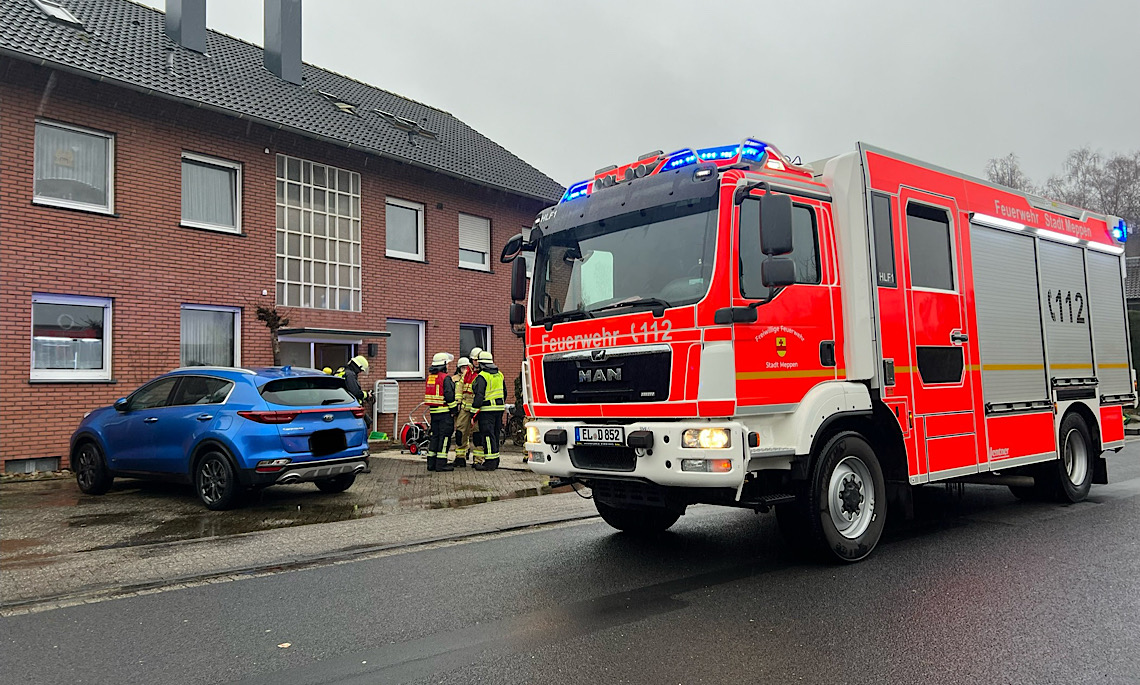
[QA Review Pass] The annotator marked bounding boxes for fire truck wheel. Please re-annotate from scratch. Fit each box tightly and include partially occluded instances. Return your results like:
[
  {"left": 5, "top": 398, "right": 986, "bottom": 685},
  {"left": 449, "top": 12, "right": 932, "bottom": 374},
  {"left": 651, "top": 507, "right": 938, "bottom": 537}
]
[
  {"left": 594, "top": 500, "right": 681, "bottom": 535},
  {"left": 1048, "top": 413, "right": 1094, "bottom": 503},
  {"left": 808, "top": 432, "right": 887, "bottom": 563}
]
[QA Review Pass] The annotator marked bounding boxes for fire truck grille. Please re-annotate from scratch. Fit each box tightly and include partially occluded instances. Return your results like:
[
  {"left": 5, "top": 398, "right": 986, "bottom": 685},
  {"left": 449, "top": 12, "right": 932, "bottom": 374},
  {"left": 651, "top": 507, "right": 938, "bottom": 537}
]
[
  {"left": 543, "top": 348, "right": 671, "bottom": 404},
  {"left": 569, "top": 446, "right": 637, "bottom": 472}
]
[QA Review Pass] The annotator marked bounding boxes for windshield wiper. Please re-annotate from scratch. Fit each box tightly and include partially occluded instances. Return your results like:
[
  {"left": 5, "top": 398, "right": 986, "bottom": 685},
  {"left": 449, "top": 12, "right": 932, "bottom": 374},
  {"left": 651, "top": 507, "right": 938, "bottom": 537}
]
[
  {"left": 589, "top": 297, "right": 672, "bottom": 316},
  {"left": 539, "top": 308, "right": 595, "bottom": 325}
]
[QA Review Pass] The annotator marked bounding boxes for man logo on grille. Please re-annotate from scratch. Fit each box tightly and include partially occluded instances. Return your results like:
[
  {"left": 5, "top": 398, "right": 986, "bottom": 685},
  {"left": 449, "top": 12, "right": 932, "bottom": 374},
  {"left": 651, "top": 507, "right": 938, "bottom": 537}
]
[{"left": 579, "top": 368, "right": 621, "bottom": 383}]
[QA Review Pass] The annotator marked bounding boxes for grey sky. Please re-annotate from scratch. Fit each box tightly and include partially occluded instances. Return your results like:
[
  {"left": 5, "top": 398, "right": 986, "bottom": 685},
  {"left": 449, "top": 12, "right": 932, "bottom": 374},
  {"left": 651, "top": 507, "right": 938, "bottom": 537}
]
[{"left": 138, "top": 0, "right": 1139, "bottom": 189}]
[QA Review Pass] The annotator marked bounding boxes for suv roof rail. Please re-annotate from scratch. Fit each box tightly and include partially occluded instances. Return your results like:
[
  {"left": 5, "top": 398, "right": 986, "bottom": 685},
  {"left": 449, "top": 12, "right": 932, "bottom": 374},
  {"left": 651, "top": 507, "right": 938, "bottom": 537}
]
[{"left": 171, "top": 366, "right": 258, "bottom": 375}]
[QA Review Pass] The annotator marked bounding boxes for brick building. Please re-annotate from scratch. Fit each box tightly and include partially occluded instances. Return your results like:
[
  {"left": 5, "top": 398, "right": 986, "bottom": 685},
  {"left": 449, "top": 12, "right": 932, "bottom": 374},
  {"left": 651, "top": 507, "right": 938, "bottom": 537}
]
[{"left": 0, "top": 0, "right": 562, "bottom": 472}]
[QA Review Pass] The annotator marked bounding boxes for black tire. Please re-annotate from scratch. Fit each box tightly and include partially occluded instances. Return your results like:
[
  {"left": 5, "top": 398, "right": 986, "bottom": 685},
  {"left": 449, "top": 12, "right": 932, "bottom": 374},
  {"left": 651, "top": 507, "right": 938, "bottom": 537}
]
[
  {"left": 74, "top": 441, "right": 113, "bottom": 495},
  {"left": 195, "top": 450, "right": 242, "bottom": 511},
  {"left": 315, "top": 472, "right": 357, "bottom": 493},
  {"left": 1042, "top": 413, "right": 1094, "bottom": 503},
  {"left": 594, "top": 500, "right": 681, "bottom": 534},
  {"left": 799, "top": 431, "right": 887, "bottom": 563}
]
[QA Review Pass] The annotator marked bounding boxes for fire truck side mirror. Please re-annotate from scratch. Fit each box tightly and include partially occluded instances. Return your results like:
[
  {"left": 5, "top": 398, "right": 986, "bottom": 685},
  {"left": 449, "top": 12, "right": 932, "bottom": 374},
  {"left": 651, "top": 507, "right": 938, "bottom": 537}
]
[
  {"left": 761, "top": 258, "right": 796, "bottom": 287},
  {"left": 511, "top": 257, "right": 528, "bottom": 302},
  {"left": 509, "top": 302, "right": 526, "bottom": 326},
  {"left": 759, "top": 194, "right": 794, "bottom": 256},
  {"left": 501, "top": 233, "right": 525, "bottom": 263}
]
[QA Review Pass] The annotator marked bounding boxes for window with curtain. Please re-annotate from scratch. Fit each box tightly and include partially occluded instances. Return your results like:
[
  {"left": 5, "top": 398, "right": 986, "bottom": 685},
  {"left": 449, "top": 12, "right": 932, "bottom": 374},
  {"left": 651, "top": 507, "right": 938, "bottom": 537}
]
[
  {"left": 458, "top": 213, "right": 491, "bottom": 270},
  {"left": 182, "top": 153, "right": 241, "bottom": 232},
  {"left": 276, "top": 154, "right": 362, "bottom": 311},
  {"left": 180, "top": 306, "right": 240, "bottom": 367},
  {"left": 33, "top": 120, "right": 114, "bottom": 213},
  {"left": 31, "top": 294, "right": 112, "bottom": 380},
  {"left": 386, "top": 319, "right": 424, "bottom": 379}
]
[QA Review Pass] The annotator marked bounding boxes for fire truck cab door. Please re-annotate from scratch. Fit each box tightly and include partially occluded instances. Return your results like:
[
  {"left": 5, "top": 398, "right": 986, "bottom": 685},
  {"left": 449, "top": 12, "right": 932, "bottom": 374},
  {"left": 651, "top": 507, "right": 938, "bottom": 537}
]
[{"left": 899, "top": 189, "right": 978, "bottom": 477}]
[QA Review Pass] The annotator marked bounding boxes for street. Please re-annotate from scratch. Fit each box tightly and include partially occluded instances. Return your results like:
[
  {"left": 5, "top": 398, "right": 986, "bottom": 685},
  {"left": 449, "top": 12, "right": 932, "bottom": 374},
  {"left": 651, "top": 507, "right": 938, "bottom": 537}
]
[{"left": 3, "top": 446, "right": 1139, "bottom": 685}]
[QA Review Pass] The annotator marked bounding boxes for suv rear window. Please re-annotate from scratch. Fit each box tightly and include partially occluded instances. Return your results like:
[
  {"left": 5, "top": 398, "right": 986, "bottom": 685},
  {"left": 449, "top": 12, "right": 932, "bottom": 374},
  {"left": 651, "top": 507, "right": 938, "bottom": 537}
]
[{"left": 260, "top": 377, "right": 355, "bottom": 407}]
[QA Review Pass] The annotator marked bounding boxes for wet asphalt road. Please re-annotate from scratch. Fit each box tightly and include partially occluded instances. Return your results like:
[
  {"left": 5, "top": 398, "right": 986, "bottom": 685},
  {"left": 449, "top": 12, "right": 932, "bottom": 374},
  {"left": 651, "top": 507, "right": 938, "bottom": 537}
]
[{"left": 3, "top": 447, "right": 1139, "bottom": 685}]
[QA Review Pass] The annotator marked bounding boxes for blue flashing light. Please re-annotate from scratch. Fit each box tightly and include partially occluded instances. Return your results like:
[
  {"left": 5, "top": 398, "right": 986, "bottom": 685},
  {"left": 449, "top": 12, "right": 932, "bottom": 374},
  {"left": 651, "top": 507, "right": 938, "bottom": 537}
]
[
  {"left": 1112, "top": 218, "right": 1128, "bottom": 242},
  {"left": 559, "top": 179, "right": 592, "bottom": 204}
]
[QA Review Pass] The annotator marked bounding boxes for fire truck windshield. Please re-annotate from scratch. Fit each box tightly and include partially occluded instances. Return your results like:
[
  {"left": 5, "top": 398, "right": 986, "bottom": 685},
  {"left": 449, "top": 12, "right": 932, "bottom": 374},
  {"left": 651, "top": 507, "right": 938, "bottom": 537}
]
[{"left": 531, "top": 195, "right": 718, "bottom": 324}]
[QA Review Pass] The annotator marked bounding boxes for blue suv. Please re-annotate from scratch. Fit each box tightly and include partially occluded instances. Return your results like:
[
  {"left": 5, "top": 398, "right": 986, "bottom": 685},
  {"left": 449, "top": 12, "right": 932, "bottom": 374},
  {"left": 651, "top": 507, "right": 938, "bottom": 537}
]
[{"left": 70, "top": 367, "right": 371, "bottom": 509}]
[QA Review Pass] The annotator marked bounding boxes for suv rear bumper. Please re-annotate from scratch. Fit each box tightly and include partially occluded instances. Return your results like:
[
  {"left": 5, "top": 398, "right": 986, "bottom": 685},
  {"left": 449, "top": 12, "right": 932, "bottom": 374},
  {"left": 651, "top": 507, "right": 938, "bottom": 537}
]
[{"left": 239, "top": 454, "right": 370, "bottom": 487}]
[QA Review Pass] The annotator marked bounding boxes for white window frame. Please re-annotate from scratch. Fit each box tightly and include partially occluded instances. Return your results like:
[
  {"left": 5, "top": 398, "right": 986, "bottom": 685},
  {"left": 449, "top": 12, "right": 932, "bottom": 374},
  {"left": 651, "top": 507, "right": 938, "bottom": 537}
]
[
  {"left": 386, "top": 318, "right": 425, "bottom": 379},
  {"left": 277, "top": 338, "right": 360, "bottom": 370},
  {"left": 30, "top": 293, "right": 113, "bottom": 381},
  {"left": 386, "top": 197, "right": 426, "bottom": 262},
  {"left": 33, "top": 119, "right": 115, "bottom": 215},
  {"left": 460, "top": 323, "right": 492, "bottom": 356},
  {"left": 458, "top": 212, "right": 492, "bottom": 271},
  {"left": 180, "top": 304, "right": 242, "bottom": 367},
  {"left": 180, "top": 152, "right": 242, "bottom": 234}
]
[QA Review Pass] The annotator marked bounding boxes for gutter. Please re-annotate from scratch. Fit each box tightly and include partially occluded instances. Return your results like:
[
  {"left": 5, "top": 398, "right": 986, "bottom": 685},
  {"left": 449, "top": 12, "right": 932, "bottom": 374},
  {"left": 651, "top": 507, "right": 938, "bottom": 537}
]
[{"left": 0, "top": 48, "right": 562, "bottom": 205}]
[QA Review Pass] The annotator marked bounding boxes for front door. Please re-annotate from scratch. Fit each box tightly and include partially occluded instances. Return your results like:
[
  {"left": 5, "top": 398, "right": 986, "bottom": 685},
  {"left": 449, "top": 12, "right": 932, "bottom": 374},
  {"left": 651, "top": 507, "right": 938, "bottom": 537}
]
[{"left": 899, "top": 190, "right": 977, "bottom": 476}]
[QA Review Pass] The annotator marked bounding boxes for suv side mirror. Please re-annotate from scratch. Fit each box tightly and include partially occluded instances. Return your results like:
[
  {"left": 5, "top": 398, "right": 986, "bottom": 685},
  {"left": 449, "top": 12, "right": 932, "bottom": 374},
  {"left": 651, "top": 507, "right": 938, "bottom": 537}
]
[
  {"left": 501, "top": 233, "right": 524, "bottom": 263},
  {"left": 743, "top": 193, "right": 793, "bottom": 255},
  {"left": 113, "top": 397, "right": 129, "bottom": 412},
  {"left": 511, "top": 257, "right": 528, "bottom": 302}
]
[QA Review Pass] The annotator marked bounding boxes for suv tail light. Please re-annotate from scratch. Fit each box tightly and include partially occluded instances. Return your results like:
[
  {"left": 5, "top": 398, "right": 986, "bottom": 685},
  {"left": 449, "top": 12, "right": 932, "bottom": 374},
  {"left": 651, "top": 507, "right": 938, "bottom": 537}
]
[
  {"left": 350, "top": 407, "right": 365, "bottom": 419},
  {"left": 238, "top": 410, "right": 300, "bottom": 424}
]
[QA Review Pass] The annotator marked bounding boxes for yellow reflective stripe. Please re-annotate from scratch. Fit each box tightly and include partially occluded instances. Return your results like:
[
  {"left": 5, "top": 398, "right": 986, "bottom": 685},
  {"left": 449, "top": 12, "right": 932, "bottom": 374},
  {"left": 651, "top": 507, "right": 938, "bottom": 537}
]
[
  {"left": 1098, "top": 363, "right": 1130, "bottom": 369},
  {"left": 1050, "top": 363, "right": 1093, "bottom": 370},
  {"left": 982, "top": 364, "right": 1044, "bottom": 371},
  {"left": 736, "top": 368, "right": 845, "bottom": 381}
]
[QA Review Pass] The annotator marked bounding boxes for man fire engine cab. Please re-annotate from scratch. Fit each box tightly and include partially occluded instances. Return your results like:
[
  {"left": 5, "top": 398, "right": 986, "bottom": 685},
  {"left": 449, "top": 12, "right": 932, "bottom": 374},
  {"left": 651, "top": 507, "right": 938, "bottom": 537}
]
[{"left": 500, "top": 137, "right": 1134, "bottom": 562}]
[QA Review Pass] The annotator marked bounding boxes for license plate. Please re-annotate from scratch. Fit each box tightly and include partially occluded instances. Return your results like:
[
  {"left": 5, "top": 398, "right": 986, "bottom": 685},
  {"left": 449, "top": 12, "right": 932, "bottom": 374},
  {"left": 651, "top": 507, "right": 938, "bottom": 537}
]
[
  {"left": 309, "top": 429, "right": 347, "bottom": 457},
  {"left": 576, "top": 426, "right": 625, "bottom": 445}
]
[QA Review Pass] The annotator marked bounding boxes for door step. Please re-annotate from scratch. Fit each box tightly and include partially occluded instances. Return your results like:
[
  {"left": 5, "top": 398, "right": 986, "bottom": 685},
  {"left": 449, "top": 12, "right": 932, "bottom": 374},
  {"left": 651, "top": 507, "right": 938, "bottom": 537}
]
[{"left": 740, "top": 493, "right": 798, "bottom": 511}]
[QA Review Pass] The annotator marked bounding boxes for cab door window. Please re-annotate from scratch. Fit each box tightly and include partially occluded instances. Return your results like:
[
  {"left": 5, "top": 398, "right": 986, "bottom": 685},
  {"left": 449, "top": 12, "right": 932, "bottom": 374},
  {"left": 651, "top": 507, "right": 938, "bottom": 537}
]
[{"left": 739, "top": 203, "right": 821, "bottom": 300}]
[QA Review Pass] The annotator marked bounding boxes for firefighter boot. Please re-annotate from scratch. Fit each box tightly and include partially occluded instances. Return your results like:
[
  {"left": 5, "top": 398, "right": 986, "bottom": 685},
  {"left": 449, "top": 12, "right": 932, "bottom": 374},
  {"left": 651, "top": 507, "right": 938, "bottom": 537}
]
[
  {"left": 453, "top": 457, "right": 467, "bottom": 468},
  {"left": 435, "top": 436, "right": 454, "bottom": 471},
  {"left": 474, "top": 458, "right": 500, "bottom": 472},
  {"left": 426, "top": 456, "right": 437, "bottom": 472}
]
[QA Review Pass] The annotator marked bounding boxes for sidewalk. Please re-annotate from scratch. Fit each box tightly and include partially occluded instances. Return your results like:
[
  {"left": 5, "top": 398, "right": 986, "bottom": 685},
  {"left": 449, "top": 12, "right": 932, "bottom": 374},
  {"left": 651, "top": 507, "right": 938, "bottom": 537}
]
[{"left": 1, "top": 451, "right": 592, "bottom": 611}]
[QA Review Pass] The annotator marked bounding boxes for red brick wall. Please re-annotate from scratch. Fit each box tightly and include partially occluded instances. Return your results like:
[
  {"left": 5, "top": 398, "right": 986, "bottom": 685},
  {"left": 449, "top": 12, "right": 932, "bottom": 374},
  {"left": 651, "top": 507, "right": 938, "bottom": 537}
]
[{"left": 0, "top": 59, "right": 547, "bottom": 469}]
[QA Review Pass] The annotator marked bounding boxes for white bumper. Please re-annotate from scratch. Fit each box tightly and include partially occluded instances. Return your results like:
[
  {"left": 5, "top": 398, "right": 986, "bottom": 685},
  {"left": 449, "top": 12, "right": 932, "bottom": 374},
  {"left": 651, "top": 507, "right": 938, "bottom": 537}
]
[{"left": 525, "top": 419, "right": 748, "bottom": 489}]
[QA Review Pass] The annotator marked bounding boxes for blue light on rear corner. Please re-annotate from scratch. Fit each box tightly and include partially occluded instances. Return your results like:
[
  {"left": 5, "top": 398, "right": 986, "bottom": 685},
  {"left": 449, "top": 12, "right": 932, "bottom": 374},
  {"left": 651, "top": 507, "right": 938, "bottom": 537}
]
[
  {"left": 1112, "top": 219, "right": 1128, "bottom": 242},
  {"left": 559, "top": 179, "right": 592, "bottom": 204}
]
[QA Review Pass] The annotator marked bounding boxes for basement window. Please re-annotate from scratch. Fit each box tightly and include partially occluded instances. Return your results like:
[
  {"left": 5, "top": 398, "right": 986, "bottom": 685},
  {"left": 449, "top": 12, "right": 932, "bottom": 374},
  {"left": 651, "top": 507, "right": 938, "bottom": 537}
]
[{"left": 32, "top": 0, "right": 84, "bottom": 28}]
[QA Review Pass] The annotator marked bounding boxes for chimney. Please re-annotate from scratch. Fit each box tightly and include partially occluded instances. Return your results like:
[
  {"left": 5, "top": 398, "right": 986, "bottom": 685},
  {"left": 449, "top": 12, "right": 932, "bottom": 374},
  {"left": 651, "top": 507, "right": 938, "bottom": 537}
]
[
  {"left": 165, "top": 0, "right": 207, "bottom": 53},
  {"left": 264, "top": 0, "right": 303, "bottom": 85}
]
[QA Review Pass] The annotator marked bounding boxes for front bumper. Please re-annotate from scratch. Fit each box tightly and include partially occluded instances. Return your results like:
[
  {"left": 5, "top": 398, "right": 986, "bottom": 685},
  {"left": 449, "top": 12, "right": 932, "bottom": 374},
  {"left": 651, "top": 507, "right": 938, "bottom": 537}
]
[
  {"left": 525, "top": 420, "right": 747, "bottom": 488},
  {"left": 239, "top": 454, "right": 371, "bottom": 486}
]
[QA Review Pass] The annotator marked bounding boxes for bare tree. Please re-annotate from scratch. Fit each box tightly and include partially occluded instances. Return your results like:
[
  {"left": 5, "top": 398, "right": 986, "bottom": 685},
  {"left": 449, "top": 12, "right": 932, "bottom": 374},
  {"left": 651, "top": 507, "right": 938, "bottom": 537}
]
[
  {"left": 1043, "top": 147, "right": 1140, "bottom": 230},
  {"left": 256, "top": 305, "right": 289, "bottom": 366},
  {"left": 984, "top": 153, "right": 1036, "bottom": 193}
]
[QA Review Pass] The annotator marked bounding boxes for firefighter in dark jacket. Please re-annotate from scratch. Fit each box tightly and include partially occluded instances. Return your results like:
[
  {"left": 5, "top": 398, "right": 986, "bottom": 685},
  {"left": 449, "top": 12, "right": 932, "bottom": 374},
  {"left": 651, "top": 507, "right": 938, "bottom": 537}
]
[
  {"left": 424, "top": 352, "right": 458, "bottom": 472},
  {"left": 470, "top": 350, "right": 506, "bottom": 471},
  {"left": 342, "top": 356, "right": 371, "bottom": 429}
]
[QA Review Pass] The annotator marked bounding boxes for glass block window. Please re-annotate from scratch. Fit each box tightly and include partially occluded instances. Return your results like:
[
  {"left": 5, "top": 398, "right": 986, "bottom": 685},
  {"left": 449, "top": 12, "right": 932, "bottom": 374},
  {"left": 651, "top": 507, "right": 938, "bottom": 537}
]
[{"left": 276, "top": 154, "right": 362, "bottom": 311}]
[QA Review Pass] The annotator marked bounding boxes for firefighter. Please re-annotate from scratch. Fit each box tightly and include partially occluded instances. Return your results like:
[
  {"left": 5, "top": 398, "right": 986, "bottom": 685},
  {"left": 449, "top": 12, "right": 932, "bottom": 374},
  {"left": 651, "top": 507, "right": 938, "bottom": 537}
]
[
  {"left": 467, "top": 347, "right": 486, "bottom": 465},
  {"left": 471, "top": 350, "right": 505, "bottom": 471},
  {"left": 450, "top": 357, "right": 478, "bottom": 468},
  {"left": 424, "top": 352, "right": 458, "bottom": 472},
  {"left": 342, "top": 356, "right": 371, "bottom": 430}
]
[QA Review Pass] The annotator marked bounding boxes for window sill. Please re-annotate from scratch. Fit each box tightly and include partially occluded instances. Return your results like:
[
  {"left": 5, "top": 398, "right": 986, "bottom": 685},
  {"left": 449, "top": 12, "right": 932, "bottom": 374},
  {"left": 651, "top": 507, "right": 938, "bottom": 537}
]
[
  {"left": 29, "top": 378, "right": 117, "bottom": 384},
  {"left": 385, "top": 253, "right": 427, "bottom": 264},
  {"left": 180, "top": 221, "right": 245, "bottom": 237},
  {"left": 387, "top": 375, "right": 426, "bottom": 381},
  {"left": 32, "top": 199, "right": 118, "bottom": 218},
  {"left": 459, "top": 264, "right": 493, "bottom": 274}
]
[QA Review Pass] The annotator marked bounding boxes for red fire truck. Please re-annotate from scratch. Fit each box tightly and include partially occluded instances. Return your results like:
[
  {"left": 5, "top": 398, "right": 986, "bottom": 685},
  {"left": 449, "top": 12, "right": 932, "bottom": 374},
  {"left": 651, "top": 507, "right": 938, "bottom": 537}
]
[{"left": 499, "top": 138, "right": 1134, "bottom": 562}]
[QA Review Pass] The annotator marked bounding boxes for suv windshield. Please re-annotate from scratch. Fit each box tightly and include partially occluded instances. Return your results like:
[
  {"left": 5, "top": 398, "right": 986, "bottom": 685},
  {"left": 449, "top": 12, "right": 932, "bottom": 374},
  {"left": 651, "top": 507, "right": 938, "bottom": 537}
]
[
  {"left": 532, "top": 195, "right": 718, "bottom": 323},
  {"left": 260, "top": 377, "right": 355, "bottom": 407}
]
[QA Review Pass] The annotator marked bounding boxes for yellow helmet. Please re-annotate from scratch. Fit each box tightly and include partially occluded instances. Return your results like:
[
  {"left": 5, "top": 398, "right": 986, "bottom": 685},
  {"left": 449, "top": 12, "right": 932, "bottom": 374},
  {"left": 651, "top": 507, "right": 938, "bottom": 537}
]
[
  {"left": 322, "top": 367, "right": 333, "bottom": 375},
  {"left": 350, "top": 355, "right": 369, "bottom": 373}
]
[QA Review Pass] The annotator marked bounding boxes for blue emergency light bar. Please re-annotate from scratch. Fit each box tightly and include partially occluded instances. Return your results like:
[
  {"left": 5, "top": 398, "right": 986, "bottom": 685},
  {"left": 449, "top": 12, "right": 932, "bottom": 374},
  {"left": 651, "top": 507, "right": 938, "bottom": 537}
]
[{"left": 558, "top": 138, "right": 771, "bottom": 204}]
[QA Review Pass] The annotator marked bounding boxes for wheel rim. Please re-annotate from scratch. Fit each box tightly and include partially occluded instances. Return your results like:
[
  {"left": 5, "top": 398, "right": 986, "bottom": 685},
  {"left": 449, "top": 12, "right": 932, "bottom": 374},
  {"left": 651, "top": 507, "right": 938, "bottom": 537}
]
[
  {"left": 827, "top": 455, "right": 875, "bottom": 540},
  {"left": 199, "top": 458, "right": 227, "bottom": 504},
  {"left": 1062, "top": 428, "right": 1088, "bottom": 486},
  {"left": 76, "top": 445, "right": 97, "bottom": 489}
]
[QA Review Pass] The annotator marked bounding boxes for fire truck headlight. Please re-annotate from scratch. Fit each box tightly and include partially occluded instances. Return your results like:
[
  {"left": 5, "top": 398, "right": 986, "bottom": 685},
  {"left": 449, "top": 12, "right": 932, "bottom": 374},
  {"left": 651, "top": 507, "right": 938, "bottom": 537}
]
[
  {"left": 525, "top": 424, "right": 541, "bottom": 445},
  {"left": 681, "top": 428, "right": 731, "bottom": 449}
]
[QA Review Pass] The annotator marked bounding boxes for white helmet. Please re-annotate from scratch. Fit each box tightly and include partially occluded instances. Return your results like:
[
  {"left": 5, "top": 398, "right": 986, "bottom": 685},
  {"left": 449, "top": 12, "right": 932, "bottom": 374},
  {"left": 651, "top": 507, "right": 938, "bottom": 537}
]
[
  {"left": 469, "top": 347, "right": 483, "bottom": 361},
  {"left": 478, "top": 351, "right": 494, "bottom": 364},
  {"left": 457, "top": 357, "right": 471, "bottom": 368},
  {"left": 431, "top": 352, "right": 450, "bottom": 366}
]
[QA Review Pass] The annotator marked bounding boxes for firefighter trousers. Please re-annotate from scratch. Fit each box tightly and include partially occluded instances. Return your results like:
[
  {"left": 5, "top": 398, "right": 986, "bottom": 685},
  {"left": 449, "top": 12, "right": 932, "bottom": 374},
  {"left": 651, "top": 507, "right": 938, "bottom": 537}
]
[
  {"left": 454, "top": 410, "right": 474, "bottom": 458},
  {"left": 475, "top": 410, "right": 503, "bottom": 469},
  {"left": 429, "top": 412, "right": 454, "bottom": 459}
]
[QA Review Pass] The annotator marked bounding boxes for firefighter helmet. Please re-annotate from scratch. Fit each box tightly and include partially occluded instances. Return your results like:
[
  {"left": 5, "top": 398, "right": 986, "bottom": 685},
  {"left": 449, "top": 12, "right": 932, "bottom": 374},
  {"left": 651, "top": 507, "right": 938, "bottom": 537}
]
[
  {"left": 457, "top": 357, "right": 471, "bottom": 368},
  {"left": 350, "top": 355, "right": 369, "bottom": 373},
  {"left": 478, "top": 351, "right": 494, "bottom": 364}
]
